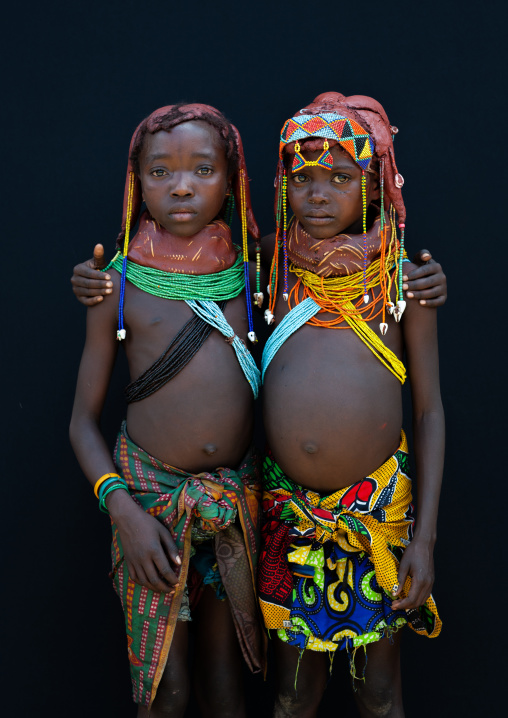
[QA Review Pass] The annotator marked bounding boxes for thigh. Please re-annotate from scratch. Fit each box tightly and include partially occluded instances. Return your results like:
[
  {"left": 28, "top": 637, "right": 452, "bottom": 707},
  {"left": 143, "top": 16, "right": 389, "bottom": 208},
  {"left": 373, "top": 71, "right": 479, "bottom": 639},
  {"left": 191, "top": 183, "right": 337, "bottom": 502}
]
[
  {"left": 272, "top": 636, "right": 329, "bottom": 718},
  {"left": 353, "top": 631, "right": 404, "bottom": 718},
  {"left": 192, "top": 585, "right": 246, "bottom": 718},
  {"left": 137, "top": 620, "right": 190, "bottom": 718}
]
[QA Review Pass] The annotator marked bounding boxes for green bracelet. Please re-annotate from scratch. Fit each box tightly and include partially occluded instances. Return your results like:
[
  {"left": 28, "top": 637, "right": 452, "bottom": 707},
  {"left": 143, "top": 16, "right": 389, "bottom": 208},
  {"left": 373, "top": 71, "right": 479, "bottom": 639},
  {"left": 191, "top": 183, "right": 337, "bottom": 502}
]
[
  {"left": 99, "top": 481, "right": 129, "bottom": 514},
  {"left": 98, "top": 477, "right": 126, "bottom": 503}
]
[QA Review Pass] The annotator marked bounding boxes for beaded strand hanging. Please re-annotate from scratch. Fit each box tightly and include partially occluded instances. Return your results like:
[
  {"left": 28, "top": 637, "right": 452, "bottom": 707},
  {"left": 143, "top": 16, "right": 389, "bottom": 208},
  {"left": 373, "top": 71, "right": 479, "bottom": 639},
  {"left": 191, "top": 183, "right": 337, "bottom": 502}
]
[
  {"left": 239, "top": 169, "right": 257, "bottom": 342},
  {"left": 117, "top": 171, "right": 135, "bottom": 341}
]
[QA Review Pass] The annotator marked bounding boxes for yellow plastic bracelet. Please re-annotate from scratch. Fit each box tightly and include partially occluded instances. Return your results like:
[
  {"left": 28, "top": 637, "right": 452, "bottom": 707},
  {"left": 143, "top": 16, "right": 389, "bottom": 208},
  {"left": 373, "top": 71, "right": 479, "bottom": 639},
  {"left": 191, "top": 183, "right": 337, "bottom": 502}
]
[{"left": 94, "top": 473, "right": 121, "bottom": 498}]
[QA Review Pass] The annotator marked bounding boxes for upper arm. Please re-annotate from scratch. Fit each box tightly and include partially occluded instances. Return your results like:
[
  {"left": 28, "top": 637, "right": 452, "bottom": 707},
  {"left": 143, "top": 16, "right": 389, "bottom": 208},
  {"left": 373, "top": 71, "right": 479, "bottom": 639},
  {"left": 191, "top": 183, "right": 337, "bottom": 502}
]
[
  {"left": 71, "top": 283, "right": 119, "bottom": 425},
  {"left": 402, "top": 265, "right": 442, "bottom": 416}
]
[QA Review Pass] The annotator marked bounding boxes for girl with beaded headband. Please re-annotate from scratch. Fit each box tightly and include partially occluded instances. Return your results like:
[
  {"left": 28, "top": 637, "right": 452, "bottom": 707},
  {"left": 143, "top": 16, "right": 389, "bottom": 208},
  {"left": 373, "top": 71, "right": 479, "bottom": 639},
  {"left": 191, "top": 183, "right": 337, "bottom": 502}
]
[{"left": 268, "top": 92, "right": 408, "bottom": 333}]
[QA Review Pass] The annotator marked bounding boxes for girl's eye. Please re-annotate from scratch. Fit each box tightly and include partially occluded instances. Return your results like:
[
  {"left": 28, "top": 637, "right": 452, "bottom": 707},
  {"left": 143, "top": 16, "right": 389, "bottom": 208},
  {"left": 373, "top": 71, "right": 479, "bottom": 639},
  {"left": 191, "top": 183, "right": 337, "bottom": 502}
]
[
  {"left": 292, "top": 174, "right": 308, "bottom": 184},
  {"left": 197, "top": 167, "right": 213, "bottom": 175},
  {"left": 332, "top": 174, "right": 350, "bottom": 184},
  {"left": 151, "top": 169, "right": 167, "bottom": 177}
]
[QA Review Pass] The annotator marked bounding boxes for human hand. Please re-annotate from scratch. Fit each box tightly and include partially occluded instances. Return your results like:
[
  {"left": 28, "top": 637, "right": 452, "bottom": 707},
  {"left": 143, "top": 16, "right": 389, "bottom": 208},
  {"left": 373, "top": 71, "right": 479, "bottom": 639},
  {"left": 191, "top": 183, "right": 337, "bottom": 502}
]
[
  {"left": 391, "top": 539, "right": 434, "bottom": 611},
  {"left": 71, "top": 244, "right": 114, "bottom": 306},
  {"left": 108, "top": 490, "right": 181, "bottom": 593},
  {"left": 403, "top": 249, "right": 447, "bottom": 307}
]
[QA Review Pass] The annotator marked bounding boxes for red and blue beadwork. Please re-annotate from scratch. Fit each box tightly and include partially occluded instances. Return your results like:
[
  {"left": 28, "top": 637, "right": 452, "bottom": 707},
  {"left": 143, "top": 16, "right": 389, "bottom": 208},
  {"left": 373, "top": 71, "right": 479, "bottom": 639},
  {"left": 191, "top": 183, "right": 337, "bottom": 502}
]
[{"left": 280, "top": 113, "right": 374, "bottom": 171}]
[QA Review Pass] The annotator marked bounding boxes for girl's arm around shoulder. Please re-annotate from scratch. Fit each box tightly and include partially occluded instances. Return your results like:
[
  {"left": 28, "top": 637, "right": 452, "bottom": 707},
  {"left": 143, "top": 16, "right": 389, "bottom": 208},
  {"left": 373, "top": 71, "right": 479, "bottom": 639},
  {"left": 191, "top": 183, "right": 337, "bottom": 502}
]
[{"left": 392, "top": 262, "right": 445, "bottom": 611}]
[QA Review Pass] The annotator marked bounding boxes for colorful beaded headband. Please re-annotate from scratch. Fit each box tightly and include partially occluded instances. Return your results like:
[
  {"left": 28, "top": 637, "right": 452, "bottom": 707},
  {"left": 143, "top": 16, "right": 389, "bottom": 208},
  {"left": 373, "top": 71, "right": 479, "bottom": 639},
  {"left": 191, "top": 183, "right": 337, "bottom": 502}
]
[{"left": 279, "top": 113, "right": 375, "bottom": 171}]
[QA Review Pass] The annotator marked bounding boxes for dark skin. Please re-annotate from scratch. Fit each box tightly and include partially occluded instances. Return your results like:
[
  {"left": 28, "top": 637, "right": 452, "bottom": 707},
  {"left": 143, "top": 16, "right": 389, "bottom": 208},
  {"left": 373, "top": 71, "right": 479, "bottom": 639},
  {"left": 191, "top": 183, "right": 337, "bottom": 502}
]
[
  {"left": 261, "top": 144, "right": 444, "bottom": 718},
  {"left": 70, "top": 130, "right": 447, "bottom": 717},
  {"left": 70, "top": 121, "right": 252, "bottom": 718}
]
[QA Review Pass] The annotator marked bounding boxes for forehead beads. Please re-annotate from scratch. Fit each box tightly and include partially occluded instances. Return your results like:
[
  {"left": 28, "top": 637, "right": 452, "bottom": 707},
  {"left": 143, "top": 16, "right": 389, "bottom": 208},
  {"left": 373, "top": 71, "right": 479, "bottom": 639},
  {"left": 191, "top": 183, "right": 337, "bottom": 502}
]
[{"left": 292, "top": 140, "right": 333, "bottom": 171}]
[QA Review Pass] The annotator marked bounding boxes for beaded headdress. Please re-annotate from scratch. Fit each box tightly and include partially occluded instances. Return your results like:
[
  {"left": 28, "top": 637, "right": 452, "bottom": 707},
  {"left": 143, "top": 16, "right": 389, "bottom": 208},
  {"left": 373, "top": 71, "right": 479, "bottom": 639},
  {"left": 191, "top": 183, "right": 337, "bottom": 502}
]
[
  {"left": 280, "top": 113, "right": 375, "bottom": 172},
  {"left": 115, "top": 104, "right": 260, "bottom": 342},
  {"left": 268, "top": 92, "right": 407, "bottom": 331}
]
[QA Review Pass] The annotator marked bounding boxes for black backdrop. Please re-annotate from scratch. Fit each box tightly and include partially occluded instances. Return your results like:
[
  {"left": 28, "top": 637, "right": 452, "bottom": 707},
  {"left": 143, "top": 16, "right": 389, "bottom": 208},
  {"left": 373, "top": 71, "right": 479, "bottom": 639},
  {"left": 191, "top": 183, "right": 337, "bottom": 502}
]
[{"left": 2, "top": 1, "right": 504, "bottom": 715}]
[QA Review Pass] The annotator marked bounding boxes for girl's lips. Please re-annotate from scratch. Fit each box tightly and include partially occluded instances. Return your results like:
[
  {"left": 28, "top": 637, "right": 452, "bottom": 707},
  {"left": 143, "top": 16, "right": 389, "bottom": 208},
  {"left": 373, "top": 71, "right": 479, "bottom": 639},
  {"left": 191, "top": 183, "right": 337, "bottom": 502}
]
[
  {"left": 304, "top": 215, "right": 335, "bottom": 224},
  {"left": 168, "top": 211, "right": 197, "bottom": 221}
]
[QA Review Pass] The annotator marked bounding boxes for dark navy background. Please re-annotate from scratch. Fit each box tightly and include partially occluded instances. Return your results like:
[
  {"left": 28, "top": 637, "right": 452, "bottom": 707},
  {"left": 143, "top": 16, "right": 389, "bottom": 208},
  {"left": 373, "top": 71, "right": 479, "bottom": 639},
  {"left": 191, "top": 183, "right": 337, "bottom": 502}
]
[{"left": 2, "top": 1, "right": 502, "bottom": 714}]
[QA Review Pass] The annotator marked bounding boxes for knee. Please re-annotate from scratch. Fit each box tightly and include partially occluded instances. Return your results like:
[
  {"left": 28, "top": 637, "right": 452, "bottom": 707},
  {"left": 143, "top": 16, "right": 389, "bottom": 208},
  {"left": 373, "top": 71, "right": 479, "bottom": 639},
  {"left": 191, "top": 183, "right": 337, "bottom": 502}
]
[
  {"left": 274, "top": 684, "right": 324, "bottom": 718},
  {"left": 150, "top": 668, "right": 190, "bottom": 717},
  {"left": 355, "top": 681, "right": 396, "bottom": 717},
  {"left": 195, "top": 673, "right": 243, "bottom": 718}
]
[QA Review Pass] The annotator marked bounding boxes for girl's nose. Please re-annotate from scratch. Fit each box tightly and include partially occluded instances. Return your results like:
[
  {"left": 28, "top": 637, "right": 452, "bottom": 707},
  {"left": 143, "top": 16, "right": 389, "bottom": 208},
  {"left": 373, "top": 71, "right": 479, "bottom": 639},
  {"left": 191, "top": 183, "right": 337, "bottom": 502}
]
[
  {"left": 171, "top": 174, "right": 194, "bottom": 197},
  {"left": 308, "top": 183, "right": 329, "bottom": 204}
]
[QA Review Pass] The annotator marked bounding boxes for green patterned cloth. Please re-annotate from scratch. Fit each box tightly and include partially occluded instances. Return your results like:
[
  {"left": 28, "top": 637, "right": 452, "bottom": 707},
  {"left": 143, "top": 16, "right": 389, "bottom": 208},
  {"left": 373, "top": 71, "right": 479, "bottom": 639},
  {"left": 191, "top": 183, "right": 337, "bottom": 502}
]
[{"left": 110, "top": 423, "right": 263, "bottom": 708}]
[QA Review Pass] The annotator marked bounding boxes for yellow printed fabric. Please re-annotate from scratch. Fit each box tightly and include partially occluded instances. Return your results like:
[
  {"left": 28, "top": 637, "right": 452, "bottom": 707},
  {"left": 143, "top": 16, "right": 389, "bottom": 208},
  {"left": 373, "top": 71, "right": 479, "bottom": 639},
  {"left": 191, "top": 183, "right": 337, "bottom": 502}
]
[{"left": 258, "top": 431, "right": 441, "bottom": 659}]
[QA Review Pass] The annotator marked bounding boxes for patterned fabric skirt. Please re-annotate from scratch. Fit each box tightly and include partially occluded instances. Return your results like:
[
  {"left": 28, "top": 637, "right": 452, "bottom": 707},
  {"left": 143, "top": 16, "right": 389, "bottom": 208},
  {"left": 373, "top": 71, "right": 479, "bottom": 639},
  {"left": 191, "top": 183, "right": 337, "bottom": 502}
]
[
  {"left": 111, "top": 423, "right": 263, "bottom": 708},
  {"left": 258, "top": 432, "right": 441, "bottom": 661}
]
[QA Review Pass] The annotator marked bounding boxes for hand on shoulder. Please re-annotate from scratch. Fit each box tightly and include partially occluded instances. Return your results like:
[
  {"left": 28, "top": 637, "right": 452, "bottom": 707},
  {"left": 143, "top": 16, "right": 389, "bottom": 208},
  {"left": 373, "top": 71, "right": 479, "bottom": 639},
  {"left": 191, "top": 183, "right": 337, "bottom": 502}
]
[
  {"left": 71, "top": 244, "right": 114, "bottom": 306},
  {"left": 402, "top": 249, "right": 447, "bottom": 308}
]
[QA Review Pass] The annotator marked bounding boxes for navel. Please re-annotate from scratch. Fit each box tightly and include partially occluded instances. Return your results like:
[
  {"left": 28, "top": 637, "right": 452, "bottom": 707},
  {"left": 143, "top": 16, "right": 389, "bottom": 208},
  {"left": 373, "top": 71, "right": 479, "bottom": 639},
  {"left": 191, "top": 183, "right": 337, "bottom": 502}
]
[
  {"left": 203, "top": 443, "right": 217, "bottom": 456},
  {"left": 303, "top": 442, "right": 318, "bottom": 454}
]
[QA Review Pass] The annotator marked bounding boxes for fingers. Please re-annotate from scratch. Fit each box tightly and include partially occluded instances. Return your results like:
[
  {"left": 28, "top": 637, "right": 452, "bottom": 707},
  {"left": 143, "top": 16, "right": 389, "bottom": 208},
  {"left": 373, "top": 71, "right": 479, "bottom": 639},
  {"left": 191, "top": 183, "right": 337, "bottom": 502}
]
[
  {"left": 130, "top": 553, "right": 178, "bottom": 594},
  {"left": 402, "top": 262, "right": 446, "bottom": 306},
  {"left": 159, "top": 526, "right": 182, "bottom": 567},
  {"left": 415, "top": 295, "right": 446, "bottom": 308},
  {"left": 71, "top": 276, "right": 113, "bottom": 292},
  {"left": 70, "top": 261, "right": 113, "bottom": 305},
  {"left": 391, "top": 558, "right": 433, "bottom": 610},
  {"left": 75, "top": 295, "right": 104, "bottom": 306},
  {"left": 412, "top": 248, "right": 433, "bottom": 265},
  {"left": 93, "top": 243, "right": 106, "bottom": 269},
  {"left": 403, "top": 262, "right": 442, "bottom": 283},
  {"left": 144, "top": 561, "right": 176, "bottom": 593},
  {"left": 391, "top": 578, "right": 432, "bottom": 611}
]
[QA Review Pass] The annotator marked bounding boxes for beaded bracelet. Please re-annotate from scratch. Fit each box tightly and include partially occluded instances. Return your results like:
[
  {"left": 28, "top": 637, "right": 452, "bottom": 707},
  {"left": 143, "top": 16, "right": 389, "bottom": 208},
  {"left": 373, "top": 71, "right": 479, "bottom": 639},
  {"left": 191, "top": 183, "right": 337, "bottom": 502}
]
[
  {"left": 99, "top": 480, "right": 129, "bottom": 514},
  {"left": 94, "top": 472, "right": 122, "bottom": 498}
]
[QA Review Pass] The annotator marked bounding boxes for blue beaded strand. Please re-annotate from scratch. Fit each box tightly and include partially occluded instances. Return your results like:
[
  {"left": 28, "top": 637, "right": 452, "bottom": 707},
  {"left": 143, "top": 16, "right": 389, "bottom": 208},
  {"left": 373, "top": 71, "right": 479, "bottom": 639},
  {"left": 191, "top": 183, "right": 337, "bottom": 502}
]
[
  {"left": 118, "top": 255, "right": 128, "bottom": 340},
  {"left": 186, "top": 300, "right": 261, "bottom": 397}
]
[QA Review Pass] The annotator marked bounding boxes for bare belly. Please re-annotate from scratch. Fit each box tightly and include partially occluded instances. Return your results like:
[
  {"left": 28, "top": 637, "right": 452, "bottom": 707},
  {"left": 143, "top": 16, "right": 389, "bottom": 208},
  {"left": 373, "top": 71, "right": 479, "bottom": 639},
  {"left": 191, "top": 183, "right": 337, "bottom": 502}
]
[
  {"left": 263, "top": 323, "right": 403, "bottom": 491},
  {"left": 123, "top": 287, "right": 253, "bottom": 471}
]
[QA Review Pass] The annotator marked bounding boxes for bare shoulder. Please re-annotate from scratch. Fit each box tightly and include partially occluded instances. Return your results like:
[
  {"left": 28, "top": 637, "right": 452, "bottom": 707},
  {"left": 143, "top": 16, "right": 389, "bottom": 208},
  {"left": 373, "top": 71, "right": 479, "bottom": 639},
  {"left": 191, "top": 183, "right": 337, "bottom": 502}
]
[
  {"left": 402, "top": 263, "right": 437, "bottom": 333},
  {"left": 85, "top": 268, "right": 120, "bottom": 332}
]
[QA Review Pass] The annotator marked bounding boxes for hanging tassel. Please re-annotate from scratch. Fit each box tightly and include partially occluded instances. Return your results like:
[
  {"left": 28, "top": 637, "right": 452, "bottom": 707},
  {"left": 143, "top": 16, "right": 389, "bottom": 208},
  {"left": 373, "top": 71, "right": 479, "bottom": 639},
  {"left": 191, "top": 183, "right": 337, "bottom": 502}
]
[
  {"left": 117, "top": 171, "right": 135, "bottom": 341},
  {"left": 394, "top": 223, "right": 406, "bottom": 322},
  {"left": 239, "top": 169, "right": 257, "bottom": 342},
  {"left": 361, "top": 170, "right": 369, "bottom": 304},
  {"left": 282, "top": 172, "right": 289, "bottom": 301}
]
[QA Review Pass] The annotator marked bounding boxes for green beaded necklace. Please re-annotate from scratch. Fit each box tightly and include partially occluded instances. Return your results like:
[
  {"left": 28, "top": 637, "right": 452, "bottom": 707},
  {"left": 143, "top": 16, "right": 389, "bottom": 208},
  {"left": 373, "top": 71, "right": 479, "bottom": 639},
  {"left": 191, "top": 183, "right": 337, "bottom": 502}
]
[{"left": 104, "top": 247, "right": 245, "bottom": 301}]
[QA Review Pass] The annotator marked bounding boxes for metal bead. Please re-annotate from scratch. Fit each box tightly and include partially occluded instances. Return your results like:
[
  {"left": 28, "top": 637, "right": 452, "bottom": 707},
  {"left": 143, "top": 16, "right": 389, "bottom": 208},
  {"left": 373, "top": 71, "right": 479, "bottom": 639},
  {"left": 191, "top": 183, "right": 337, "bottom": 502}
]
[
  {"left": 264, "top": 309, "right": 274, "bottom": 325},
  {"left": 248, "top": 331, "right": 258, "bottom": 343},
  {"left": 363, "top": 293, "right": 370, "bottom": 304},
  {"left": 117, "top": 329, "right": 126, "bottom": 341},
  {"left": 379, "top": 323, "right": 388, "bottom": 335},
  {"left": 253, "top": 292, "right": 264, "bottom": 308},
  {"left": 283, "top": 293, "right": 288, "bottom": 301}
]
